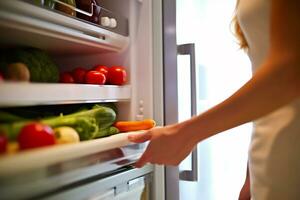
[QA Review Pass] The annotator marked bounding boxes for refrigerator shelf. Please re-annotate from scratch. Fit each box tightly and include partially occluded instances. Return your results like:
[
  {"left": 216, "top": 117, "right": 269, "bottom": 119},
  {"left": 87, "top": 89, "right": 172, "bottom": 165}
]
[
  {"left": 0, "top": 1, "right": 129, "bottom": 54},
  {"left": 0, "top": 83, "right": 131, "bottom": 107},
  {"left": 0, "top": 131, "right": 144, "bottom": 176}
]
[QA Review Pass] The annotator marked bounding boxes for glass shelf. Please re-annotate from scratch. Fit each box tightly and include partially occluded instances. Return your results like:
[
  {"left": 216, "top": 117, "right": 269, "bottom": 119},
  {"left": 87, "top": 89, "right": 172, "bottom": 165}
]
[
  {"left": 0, "top": 83, "right": 131, "bottom": 107},
  {"left": 0, "top": 1, "right": 129, "bottom": 55}
]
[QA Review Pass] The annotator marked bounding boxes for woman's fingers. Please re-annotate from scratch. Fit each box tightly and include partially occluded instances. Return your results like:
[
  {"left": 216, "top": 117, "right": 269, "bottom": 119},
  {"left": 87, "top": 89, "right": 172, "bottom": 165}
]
[
  {"left": 134, "top": 150, "right": 151, "bottom": 168},
  {"left": 129, "top": 130, "right": 154, "bottom": 167},
  {"left": 128, "top": 131, "right": 152, "bottom": 143}
]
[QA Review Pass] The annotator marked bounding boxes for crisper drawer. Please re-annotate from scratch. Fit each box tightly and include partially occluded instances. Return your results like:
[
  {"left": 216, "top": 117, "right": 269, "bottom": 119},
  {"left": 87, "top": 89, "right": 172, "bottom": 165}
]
[
  {"left": 41, "top": 166, "right": 153, "bottom": 200},
  {"left": 0, "top": 137, "right": 149, "bottom": 200}
]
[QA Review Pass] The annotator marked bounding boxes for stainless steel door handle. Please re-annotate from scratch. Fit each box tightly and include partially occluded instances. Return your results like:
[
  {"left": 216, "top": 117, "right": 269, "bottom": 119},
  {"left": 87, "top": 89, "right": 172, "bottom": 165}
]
[{"left": 177, "top": 43, "right": 198, "bottom": 182}]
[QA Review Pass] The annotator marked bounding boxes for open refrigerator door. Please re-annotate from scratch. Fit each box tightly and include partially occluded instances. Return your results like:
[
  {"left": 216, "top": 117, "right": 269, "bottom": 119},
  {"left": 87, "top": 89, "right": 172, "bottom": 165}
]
[{"left": 0, "top": 0, "right": 162, "bottom": 199}]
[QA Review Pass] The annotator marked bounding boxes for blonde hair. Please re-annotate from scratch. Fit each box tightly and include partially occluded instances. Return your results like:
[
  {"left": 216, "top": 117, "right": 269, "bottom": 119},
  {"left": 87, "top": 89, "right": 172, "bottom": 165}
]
[{"left": 232, "top": 0, "right": 248, "bottom": 50}]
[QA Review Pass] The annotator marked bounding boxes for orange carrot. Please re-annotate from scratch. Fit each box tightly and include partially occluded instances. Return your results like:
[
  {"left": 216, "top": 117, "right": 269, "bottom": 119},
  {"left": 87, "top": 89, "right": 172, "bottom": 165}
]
[{"left": 114, "top": 119, "right": 156, "bottom": 132}]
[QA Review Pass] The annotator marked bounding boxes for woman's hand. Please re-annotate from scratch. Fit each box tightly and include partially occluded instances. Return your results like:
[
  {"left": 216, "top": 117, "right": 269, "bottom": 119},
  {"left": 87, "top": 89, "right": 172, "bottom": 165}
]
[{"left": 128, "top": 124, "right": 197, "bottom": 168}]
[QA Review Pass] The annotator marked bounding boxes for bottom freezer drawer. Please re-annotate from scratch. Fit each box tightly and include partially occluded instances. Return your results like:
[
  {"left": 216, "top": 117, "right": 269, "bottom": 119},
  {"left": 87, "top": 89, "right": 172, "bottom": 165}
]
[
  {"left": 87, "top": 183, "right": 145, "bottom": 200},
  {"left": 114, "top": 184, "right": 145, "bottom": 200},
  {"left": 41, "top": 165, "right": 153, "bottom": 200}
]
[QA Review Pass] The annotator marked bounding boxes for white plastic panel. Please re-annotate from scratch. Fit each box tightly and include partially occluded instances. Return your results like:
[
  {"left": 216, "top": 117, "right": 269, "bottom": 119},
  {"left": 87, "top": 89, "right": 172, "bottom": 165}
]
[
  {"left": 128, "top": 0, "right": 154, "bottom": 121},
  {"left": 0, "top": 83, "right": 131, "bottom": 107}
]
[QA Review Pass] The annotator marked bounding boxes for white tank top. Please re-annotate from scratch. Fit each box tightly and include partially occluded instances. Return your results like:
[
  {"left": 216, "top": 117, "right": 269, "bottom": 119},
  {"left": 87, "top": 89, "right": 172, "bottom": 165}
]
[{"left": 237, "top": 0, "right": 300, "bottom": 199}]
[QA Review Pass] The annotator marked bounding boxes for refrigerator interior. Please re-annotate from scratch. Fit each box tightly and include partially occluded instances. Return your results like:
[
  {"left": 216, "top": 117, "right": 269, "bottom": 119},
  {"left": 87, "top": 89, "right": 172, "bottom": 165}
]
[
  {"left": 0, "top": 0, "right": 162, "bottom": 199},
  {"left": 0, "top": 0, "right": 154, "bottom": 119}
]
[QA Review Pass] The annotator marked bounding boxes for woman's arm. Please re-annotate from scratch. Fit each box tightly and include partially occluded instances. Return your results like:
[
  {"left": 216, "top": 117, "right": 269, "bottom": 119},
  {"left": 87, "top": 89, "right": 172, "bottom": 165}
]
[
  {"left": 239, "top": 165, "right": 251, "bottom": 200},
  {"left": 129, "top": 0, "right": 300, "bottom": 167}
]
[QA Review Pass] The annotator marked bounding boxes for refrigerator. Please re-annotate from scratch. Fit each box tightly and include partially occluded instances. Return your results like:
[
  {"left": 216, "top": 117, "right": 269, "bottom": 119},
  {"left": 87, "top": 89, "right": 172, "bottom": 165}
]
[
  {"left": 0, "top": 0, "right": 252, "bottom": 199},
  {"left": 0, "top": 0, "right": 163, "bottom": 199}
]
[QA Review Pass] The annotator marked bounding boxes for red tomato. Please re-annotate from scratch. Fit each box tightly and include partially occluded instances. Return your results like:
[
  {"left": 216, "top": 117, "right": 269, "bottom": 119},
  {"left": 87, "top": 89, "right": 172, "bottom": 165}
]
[
  {"left": 72, "top": 67, "right": 87, "bottom": 83},
  {"left": 0, "top": 134, "right": 7, "bottom": 153},
  {"left": 18, "top": 123, "right": 55, "bottom": 150},
  {"left": 108, "top": 66, "right": 127, "bottom": 85},
  {"left": 93, "top": 65, "right": 109, "bottom": 80},
  {"left": 59, "top": 72, "right": 75, "bottom": 83},
  {"left": 85, "top": 70, "right": 106, "bottom": 85}
]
